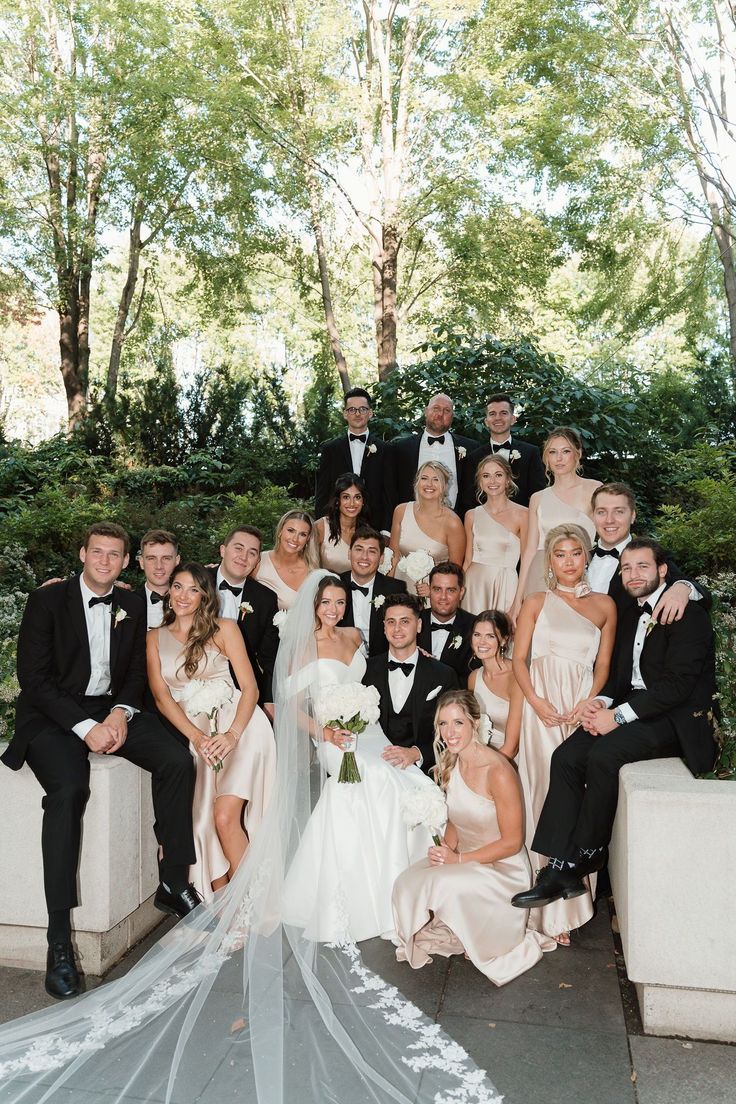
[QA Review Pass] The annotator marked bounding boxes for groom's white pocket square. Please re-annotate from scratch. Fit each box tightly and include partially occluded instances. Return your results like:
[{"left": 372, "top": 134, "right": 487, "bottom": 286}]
[{"left": 426, "top": 686, "right": 442, "bottom": 701}]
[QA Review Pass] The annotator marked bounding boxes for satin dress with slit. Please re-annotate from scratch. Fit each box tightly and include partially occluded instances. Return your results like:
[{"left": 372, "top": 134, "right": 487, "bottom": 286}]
[
  {"left": 392, "top": 763, "right": 555, "bottom": 985},
  {"left": 157, "top": 626, "right": 276, "bottom": 900},
  {"left": 462, "top": 507, "right": 520, "bottom": 614},
  {"left": 516, "top": 590, "right": 600, "bottom": 936},
  {"left": 394, "top": 503, "right": 449, "bottom": 595},
  {"left": 524, "top": 489, "right": 596, "bottom": 596},
  {"left": 473, "top": 673, "right": 510, "bottom": 750},
  {"left": 318, "top": 520, "right": 352, "bottom": 574}
]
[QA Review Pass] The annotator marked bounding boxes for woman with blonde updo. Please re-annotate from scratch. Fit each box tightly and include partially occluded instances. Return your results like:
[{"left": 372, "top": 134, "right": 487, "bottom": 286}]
[
  {"left": 253, "top": 509, "right": 319, "bottom": 610},
  {"left": 462, "top": 455, "right": 528, "bottom": 614},
  {"left": 388, "top": 460, "right": 466, "bottom": 596},
  {"left": 392, "top": 689, "right": 554, "bottom": 984},
  {"left": 510, "top": 427, "right": 600, "bottom": 622}
]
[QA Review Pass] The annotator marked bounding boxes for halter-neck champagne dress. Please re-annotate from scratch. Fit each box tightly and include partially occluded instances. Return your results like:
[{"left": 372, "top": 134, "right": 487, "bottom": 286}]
[
  {"left": 392, "top": 763, "right": 555, "bottom": 985},
  {"left": 257, "top": 549, "right": 310, "bottom": 610},
  {"left": 517, "top": 590, "right": 601, "bottom": 936},
  {"left": 318, "top": 519, "right": 352, "bottom": 574},
  {"left": 156, "top": 626, "right": 276, "bottom": 900},
  {"left": 473, "top": 671, "right": 510, "bottom": 750},
  {"left": 394, "top": 502, "right": 449, "bottom": 594},
  {"left": 524, "top": 488, "right": 596, "bottom": 596},
  {"left": 462, "top": 507, "right": 520, "bottom": 613}
]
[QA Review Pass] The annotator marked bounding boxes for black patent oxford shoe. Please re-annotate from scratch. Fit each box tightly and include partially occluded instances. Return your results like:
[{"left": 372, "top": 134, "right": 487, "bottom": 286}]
[
  {"left": 45, "top": 941, "right": 82, "bottom": 1000},
  {"left": 154, "top": 882, "right": 202, "bottom": 919},
  {"left": 511, "top": 864, "right": 587, "bottom": 909}
]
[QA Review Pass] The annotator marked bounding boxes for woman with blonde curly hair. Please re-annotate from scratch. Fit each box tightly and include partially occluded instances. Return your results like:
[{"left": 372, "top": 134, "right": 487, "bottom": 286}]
[
  {"left": 391, "top": 689, "right": 554, "bottom": 984},
  {"left": 147, "top": 563, "right": 276, "bottom": 900},
  {"left": 253, "top": 509, "right": 319, "bottom": 610},
  {"left": 388, "top": 460, "right": 465, "bottom": 596}
]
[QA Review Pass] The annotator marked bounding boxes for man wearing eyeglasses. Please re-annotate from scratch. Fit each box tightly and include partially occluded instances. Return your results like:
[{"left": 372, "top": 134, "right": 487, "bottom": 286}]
[{"left": 315, "top": 387, "right": 390, "bottom": 529}]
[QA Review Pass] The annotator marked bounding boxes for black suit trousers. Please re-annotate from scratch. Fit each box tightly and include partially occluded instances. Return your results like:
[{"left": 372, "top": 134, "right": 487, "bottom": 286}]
[
  {"left": 25, "top": 698, "right": 195, "bottom": 913},
  {"left": 531, "top": 720, "right": 680, "bottom": 861}
]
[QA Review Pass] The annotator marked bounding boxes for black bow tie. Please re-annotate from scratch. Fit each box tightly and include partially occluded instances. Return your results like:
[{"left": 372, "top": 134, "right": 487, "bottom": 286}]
[
  {"left": 351, "top": 582, "right": 369, "bottom": 596},
  {"left": 430, "top": 621, "right": 453, "bottom": 632},
  {"left": 491, "top": 440, "right": 511, "bottom": 452},
  {"left": 219, "top": 580, "right": 243, "bottom": 597},
  {"left": 149, "top": 590, "right": 165, "bottom": 604},
  {"left": 388, "top": 660, "right": 414, "bottom": 677},
  {"left": 88, "top": 594, "right": 113, "bottom": 608},
  {"left": 427, "top": 434, "right": 445, "bottom": 445},
  {"left": 349, "top": 433, "right": 367, "bottom": 443},
  {"left": 639, "top": 602, "right": 653, "bottom": 617},
  {"left": 593, "top": 545, "right": 620, "bottom": 559}
]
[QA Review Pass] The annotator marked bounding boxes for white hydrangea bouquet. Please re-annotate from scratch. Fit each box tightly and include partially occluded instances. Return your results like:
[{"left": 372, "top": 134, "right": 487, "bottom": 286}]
[
  {"left": 397, "top": 548, "right": 435, "bottom": 585},
  {"left": 314, "top": 681, "right": 381, "bottom": 784},
  {"left": 179, "top": 676, "right": 234, "bottom": 773},
  {"left": 401, "top": 784, "right": 448, "bottom": 845}
]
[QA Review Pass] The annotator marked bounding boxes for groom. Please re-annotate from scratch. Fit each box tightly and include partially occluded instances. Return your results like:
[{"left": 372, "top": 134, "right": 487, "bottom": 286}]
[
  {"left": 363, "top": 593, "right": 458, "bottom": 774},
  {"left": 3, "top": 523, "right": 198, "bottom": 999}
]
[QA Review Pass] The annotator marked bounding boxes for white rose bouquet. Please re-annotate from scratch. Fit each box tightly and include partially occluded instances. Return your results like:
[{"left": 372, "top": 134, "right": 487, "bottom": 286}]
[
  {"left": 401, "top": 785, "right": 448, "bottom": 845},
  {"left": 378, "top": 547, "right": 393, "bottom": 575},
  {"left": 397, "top": 549, "right": 435, "bottom": 585},
  {"left": 179, "top": 677, "right": 234, "bottom": 772},
  {"left": 273, "top": 609, "right": 289, "bottom": 636},
  {"left": 314, "top": 681, "right": 381, "bottom": 783}
]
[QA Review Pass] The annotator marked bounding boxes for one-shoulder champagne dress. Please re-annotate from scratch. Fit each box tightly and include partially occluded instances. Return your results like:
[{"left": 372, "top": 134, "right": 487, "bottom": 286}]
[
  {"left": 394, "top": 503, "right": 449, "bottom": 594},
  {"left": 473, "top": 673, "right": 510, "bottom": 750},
  {"left": 524, "top": 489, "right": 596, "bottom": 596},
  {"left": 462, "top": 507, "right": 520, "bottom": 613}
]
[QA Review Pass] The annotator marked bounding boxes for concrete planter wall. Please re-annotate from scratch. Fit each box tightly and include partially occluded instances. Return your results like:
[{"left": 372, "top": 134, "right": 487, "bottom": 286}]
[
  {"left": 609, "top": 757, "right": 736, "bottom": 1043},
  {"left": 0, "top": 747, "right": 161, "bottom": 974}
]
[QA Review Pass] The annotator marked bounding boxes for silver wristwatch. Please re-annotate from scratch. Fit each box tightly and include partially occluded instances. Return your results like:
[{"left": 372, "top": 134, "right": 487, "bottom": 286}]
[
  {"left": 613, "top": 708, "right": 626, "bottom": 726},
  {"left": 113, "top": 705, "right": 134, "bottom": 722}
]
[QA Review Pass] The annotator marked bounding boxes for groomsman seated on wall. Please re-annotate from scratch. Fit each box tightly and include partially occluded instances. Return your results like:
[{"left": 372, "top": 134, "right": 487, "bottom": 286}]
[
  {"left": 2, "top": 523, "right": 199, "bottom": 999},
  {"left": 511, "top": 539, "right": 718, "bottom": 910},
  {"left": 209, "top": 526, "right": 280, "bottom": 721},
  {"left": 136, "top": 529, "right": 180, "bottom": 629},
  {"left": 416, "top": 562, "right": 475, "bottom": 679},
  {"left": 315, "top": 387, "right": 390, "bottom": 530},
  {"left": 338, "top": 526, "right": 407, "bottom": 656},
  {"left": 363, "top": 593, "right": 458, "bottom": 775},
  {"left": 588, "top": 482, "right": 711, "bottom": 619},
  {"left": 386, "top": 393, "right": 477, "bottom": 517},
  {"left": 459, "top": 394, "right": 545, "bottom": 513}
]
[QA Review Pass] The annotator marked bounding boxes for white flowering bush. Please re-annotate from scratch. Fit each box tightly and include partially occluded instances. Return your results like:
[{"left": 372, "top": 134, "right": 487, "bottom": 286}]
[{"left": 0, "top": 586, "right": 29, "bottom": 742}]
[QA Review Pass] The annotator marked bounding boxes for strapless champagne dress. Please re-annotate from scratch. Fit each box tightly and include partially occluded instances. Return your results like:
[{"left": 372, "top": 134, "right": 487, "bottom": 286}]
[
  {"left": 318, "top": 518, "right": 352, "bottom": 574},
  {"left": 516, "top": 591, "right": 600, "bottom": 936},
  {"left": 392, "top": 764, "right": 555, "bottom": 985},
  {"left": 524, "top": 489, "right": 596, "bottom": 596},
  {"left": 462, "top": 508, "right": 520, "bottom": 614},
  {"left": 158, "top": 626, "right": 276, "bottom": 899},
  {"left": 394, "top": 503, "right": 449, "bottom": 594},
  {"left": 473, "top": 673, "right": 510, "bottom": 750}
]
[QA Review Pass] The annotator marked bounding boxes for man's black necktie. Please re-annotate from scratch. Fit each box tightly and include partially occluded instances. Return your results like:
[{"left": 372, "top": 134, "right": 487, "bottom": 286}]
[
  {"left": 349, "top": 433, "right": 367, "bottom": 443},
  {"left": 149, "top": 591, "right": 165, "bottom": 604},
  {"left": 427, "top": 435, "right": 445, "bottom": 445},
  {"left": 593, "top": 545, "right": 620, "bottom": 559},
  {"left": 88, "top": 594, "right": 113, "bottom": 608},
  {"left": 219, "top": 580, "right": 242, "bottom": 597},
  {"left": 388, "top": 660, "right": 414, "bottom": 676},
  {"left": 430, "top": 621, "right": 452, "bottom": 632},
  {"left": 351, "top": 582, "right": 369, "bottom": 596},
  {"left": 491, "top": 440, "right": 511, "bottom": 452}
]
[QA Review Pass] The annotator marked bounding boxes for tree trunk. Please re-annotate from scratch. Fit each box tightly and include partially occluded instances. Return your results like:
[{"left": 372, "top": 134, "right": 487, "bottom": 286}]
[
  {"left": 306, "top": 170, "right": 351, "bottom": 393},
  {"left": 107, "top": 212, "right": 143, "bottom": 402},
  {"left": 379, "top": 223, "right": 399, "bottom": 379},
  {"left": 58, "top": 302, "right": 86, "bottom": 426}
]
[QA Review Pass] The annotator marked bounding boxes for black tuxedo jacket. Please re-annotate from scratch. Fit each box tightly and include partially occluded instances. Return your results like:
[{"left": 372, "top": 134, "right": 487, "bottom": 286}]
[
  {"left": 601, "top": 548, "right": 712, "bottom": 619},
  {"left": 338, "top": 570, "right": 407, "bottom": 657},
  {"left": 4, "top": 577, "right": 148, "bottom": 769},
  {"left": 363, "top": 652, "right": 458, "bottom": 772},
  {"left": 417, "top": 607, "right": 476, "bottom": 682},
  {"left": 600, "top": 588, "right": 718, "bottom": 775},
  {"left": 315, "top": 431, "right": 390, "bottom": 530},
  {"left": 208, "top": 569, "right": 280, "bottom": 704},
  {"left": 386, "top": 431, "right": 478, "bottom": 517},
  {"left": 459, "top": 437, "right": 545, "bottom": 513}
]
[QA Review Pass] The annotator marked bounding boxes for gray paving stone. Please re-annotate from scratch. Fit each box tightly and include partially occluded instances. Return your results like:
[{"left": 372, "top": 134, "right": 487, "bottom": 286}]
[{"left": 630, "top": 1034, "right": 736, "bottom": 1104}]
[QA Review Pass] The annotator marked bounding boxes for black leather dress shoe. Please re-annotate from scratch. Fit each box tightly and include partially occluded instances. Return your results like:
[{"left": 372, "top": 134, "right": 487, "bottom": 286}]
[
  {"left": 574, "top": 846, "right": 608, "bottom": 879},
  {"left": 154, "top": 883, "right": 202, "bottom": 919},
  {"left": 45, "top": 942, "right": 82, "bottom": 1000},
  {"left": 511, "top": 864, "right": 587, "bottom": 909}
]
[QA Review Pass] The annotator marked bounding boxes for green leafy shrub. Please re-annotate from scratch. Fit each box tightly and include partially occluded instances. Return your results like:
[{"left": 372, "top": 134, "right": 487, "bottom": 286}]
[
  {"left": 654, "top": 447, "right": 736, "bottom": 576},
  {"left": 696, "top": 573, "right": 736, "bottom": 780}
]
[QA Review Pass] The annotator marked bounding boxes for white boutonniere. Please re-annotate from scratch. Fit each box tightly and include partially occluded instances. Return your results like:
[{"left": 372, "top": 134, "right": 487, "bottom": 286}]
[
  {"left": 645, "top": 619, "right": 657, "bottom": 637},
  {"left": 367, "top": 443, "right": 377, "bottom": 455},
  {"left": 450, "top": 634, "right": 463, "bottom": 650},
  {"left": 112, "top": 607, "right": 128, "bottom": 628},
  {"left": 510, "top": 449, "right": 521, "bottom": 462},
  {"left": 239, "top": 601, "right": 253, "bottom": 617},
  {"left": 372, "top": 594, "right": 385, "bottom": 610},
  {"left": 456, "top": 446, "right": 466, "bottom": 460}
]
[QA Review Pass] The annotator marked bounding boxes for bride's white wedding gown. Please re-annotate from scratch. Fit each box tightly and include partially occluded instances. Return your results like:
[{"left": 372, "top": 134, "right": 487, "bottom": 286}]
[{"left": 283, "top": 649, "right": 436, "bottom": 943}]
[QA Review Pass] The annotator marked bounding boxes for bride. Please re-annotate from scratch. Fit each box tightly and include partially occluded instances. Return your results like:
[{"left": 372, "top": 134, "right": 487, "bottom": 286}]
[{"left": 282, "top": 573, "right": 435, "bottom": 943}]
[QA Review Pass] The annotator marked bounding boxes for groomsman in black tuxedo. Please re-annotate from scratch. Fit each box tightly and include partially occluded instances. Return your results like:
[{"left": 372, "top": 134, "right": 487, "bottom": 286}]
[
  {"left": 386, "top": 393, "right": 477, "bottom": 517},
  {"left": 135, "top": 529, "right": 180, "bottom": 629},
  {"left": 363, "top": 593, "right": 458, "bottom": 774},
  {"left": 210, "top": 526, "right": 279, "bottom": 719},
  {"left": 459, "top": 394, "right": 545, "bottom": 513},
  {"left": 315, "top": 387, "right": 390, "bottom": 530},
  {"left": 416, "top": 563, "right": 475, "bottom": 680},
  {"left": 512, "top": 539, "right": 718, "bottom": 909},
  {"left": 338, "top": 526, "right": 407, "bottom": 656},
  {"left": 587, "top": 483, "right": 710, "bottom": 618},
  {"left": 2, "top": 523, "right": 198, "bottom": 999}
]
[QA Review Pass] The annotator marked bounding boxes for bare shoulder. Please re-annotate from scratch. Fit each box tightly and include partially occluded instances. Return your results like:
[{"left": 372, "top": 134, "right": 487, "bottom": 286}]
[
  {"left": 393, "top": 502, "right": 408, "bottom": 523},
  {"left": 487, "top": 751, "right": 522, "bottom": 799},
  {"left": 341, "top": 626, "right": 362, "bottom": 648},
  {"left": 467, "top": 668, "right": 478, "bottom": 690},
  {"left": 524, "top": 591, "right": 547, "bottom": 613},
  {"left": 445, "top": 510, "right": 464, "bottom": 533}
]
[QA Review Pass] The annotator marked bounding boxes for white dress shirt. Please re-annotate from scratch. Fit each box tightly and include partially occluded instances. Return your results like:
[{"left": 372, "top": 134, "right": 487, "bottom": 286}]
[
  {"left": 73, "top": 578, "right": 123, "bottom": 741},
  {"left": 600, "top": 581, "right": 667, "bottom": 724},
  {"left": 216, "top": 566, "right": 244, "bottom": 620},
  {"left": 489, "top": 438, "right": 512, "bottom": 459},
  {"left": 350, "top": 574, "right": 375, "bottom": 646},
  {"left": 417, "top": 431, "right": 458, "bottom": 507},
  {"left": 387, "top": 649, "right": 418, "bottom": 713},
  {"left": 144, "top": 584, "right": 165, "bottom": 629},
  {"left": 429, "top": 613, "right": 456, "bottom": 660},
  {"left": 587, "top": 535, "right": 631, "bottom": 594},
  {"left": 347, "top": 430, "right": 367, "bottom": 475}
]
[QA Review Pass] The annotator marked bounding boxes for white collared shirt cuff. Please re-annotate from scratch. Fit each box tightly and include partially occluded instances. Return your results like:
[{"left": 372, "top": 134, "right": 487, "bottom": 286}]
[
  {"left": 596, "top": 696, "right": 613, "bottom": 708},
  {"left": 113, "top": 704, "right": 138, "bottom": 720},
  {"left": 617, "top": 702, "right": 638, "bottom": 724},
  {"left": 413, "top": 748, "right": 423, "bottom": 768},
  {"left": 73, "top": 719, "right": 96, "bottom": 740},
  {"left": 673, "top": 579, "right": 700, "bottom": 601}
]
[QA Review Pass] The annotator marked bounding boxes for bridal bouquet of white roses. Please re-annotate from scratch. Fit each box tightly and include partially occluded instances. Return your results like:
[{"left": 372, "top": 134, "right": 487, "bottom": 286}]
[
  {"left": 179, "top": 676, "right": 234, "bottom": 772},
  {"left": 314, "top": 681, "right": 381, "bottom": 783},
  {"left": 401, "top": 784, "right": 448, "bottom": 845},
  {"left": 397, "top": 548, "right": 435, "bottom": 585}
]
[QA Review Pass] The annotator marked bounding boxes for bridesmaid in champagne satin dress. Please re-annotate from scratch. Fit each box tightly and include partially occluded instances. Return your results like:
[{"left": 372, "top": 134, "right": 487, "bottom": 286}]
[
  {"left": 510, "top": 526, "right": 616, "bottom": 943},
  {"left": 466, "top": 610, "right": 524, "bottom": 758},
  {"left": 389, "top": 461, "right": 465, "bottom": 596},
  {"left": 392, "top": 691, "right": 555, "bottom": 985},
  {"left": 254, "top": 510, "right": 319, "bottom": 610},
  {"left": 462, "top": 456, "right": 528, "bottom": 614},
  {"left": 315, "top": 474, "right": 372, "bottom": 575}
]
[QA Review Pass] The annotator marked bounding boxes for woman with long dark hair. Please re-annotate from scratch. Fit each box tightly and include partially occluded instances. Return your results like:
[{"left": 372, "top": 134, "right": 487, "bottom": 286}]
[
  {"left": 147, "top": 563, "right": 276, "bottom": 900},
  {"left": 467, "top": 610, "right": 524, "bottom": 757},
  {"left": 315, "top": 473, "right": 371, "bottom": 573}
]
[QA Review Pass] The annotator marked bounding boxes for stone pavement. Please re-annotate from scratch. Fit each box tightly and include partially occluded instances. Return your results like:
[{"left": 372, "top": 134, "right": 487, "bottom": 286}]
[{"left": 1, "top": 905, "right": 734, "bottom": 1104}]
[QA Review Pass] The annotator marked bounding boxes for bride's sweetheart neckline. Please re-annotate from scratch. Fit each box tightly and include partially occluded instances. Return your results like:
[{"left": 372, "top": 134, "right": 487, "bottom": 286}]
[{"left": 316, "top": 647, "right": 364, "bottom": 669}]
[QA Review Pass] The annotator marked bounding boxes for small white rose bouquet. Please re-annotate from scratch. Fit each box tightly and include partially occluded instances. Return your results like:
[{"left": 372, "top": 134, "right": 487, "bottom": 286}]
[
  {"left": 272, "top": 609, "right": 289, "bottom": 636},
  {"left": 378, "top": 547, "right": 393, "bottom": 575},
  {"left": 314, "top": 681, "right": 381, "bottom": 783},
  {"left": 397, "top": 549, "right": 435, "bottom": 585},
  {"left": 179, "top": 676, "right": 234, "bottom": 772},
  {"left": 401, "top": 784, "right": 448, "bottom": 845}
]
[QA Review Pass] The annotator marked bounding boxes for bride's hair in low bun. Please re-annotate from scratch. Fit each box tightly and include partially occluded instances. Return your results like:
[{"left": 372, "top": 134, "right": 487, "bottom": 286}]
[
  {"left": 312, "top": 574, "right": 348, "bottom": 629},
  {"left": 431, "top": 689, "right": 486, "bottom": 791}
]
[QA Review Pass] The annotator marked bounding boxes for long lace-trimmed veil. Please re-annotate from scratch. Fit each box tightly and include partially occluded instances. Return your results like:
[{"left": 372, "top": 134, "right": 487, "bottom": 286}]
[{"left": 0, "top": 570, "right": 501, "bottom": 1104}]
